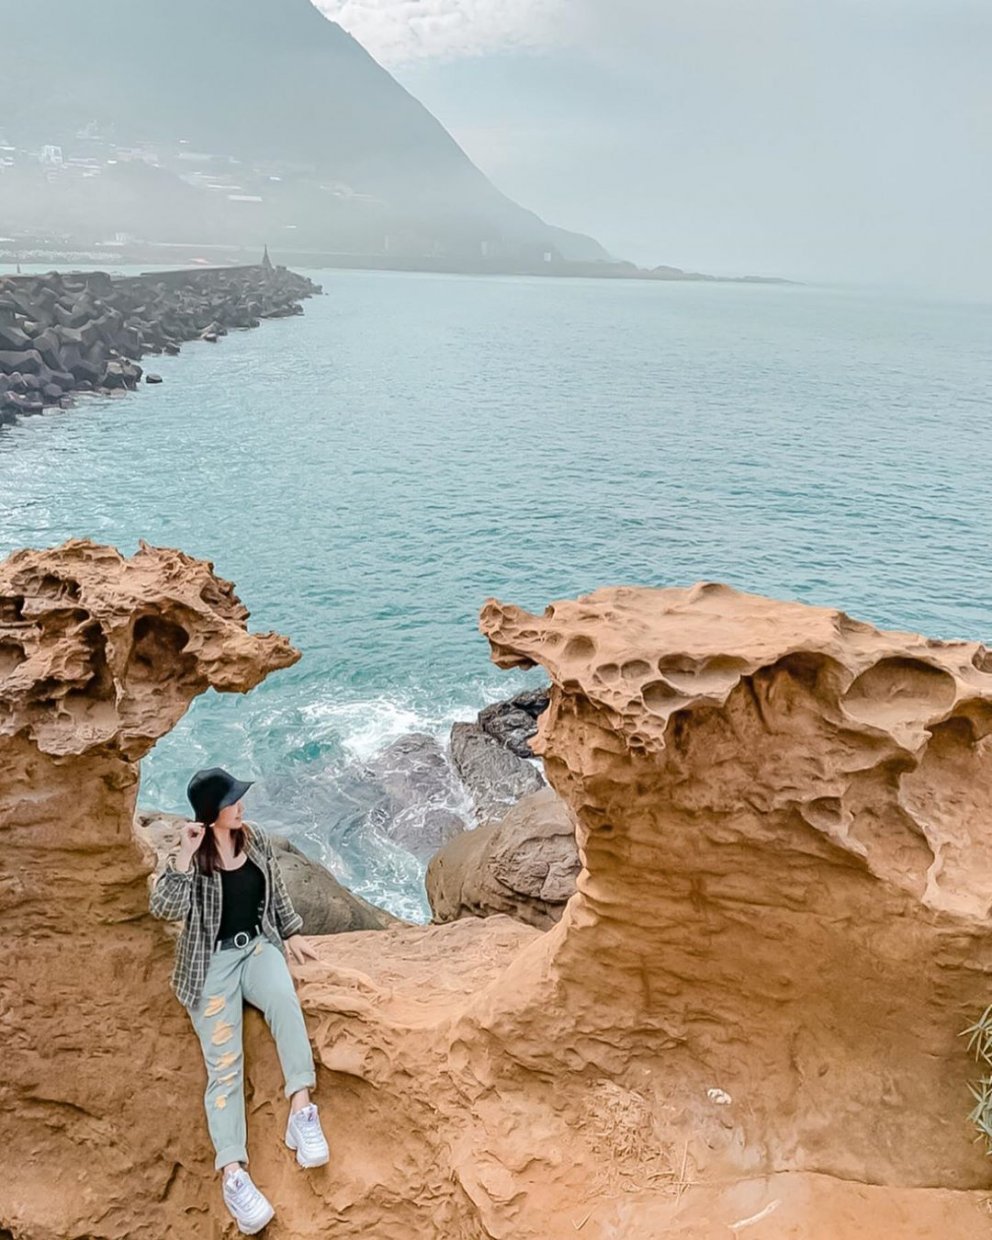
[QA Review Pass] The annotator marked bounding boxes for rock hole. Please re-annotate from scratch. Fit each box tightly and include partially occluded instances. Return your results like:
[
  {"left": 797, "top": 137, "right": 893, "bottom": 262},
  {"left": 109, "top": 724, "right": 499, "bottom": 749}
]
[
  {"left": 0, "top": 638, "right": 26, "bottom": 678},
  {"left": 31, "top": 572, "right": 82, "bottom": 603},
  {"left": 0, "top": 595, "right": 25, "bottom": 623},
  {"left": 620, "top": 659, "right": 652, "bottom": 680},
  {"left": 125, "top": 614, "right": 198, "bottom": 692},
  {"left": 641, "top": 679, "right": 684, "bottom": 712},
  {"left": 79, "top": 620, "right": 115, "bottom": 701},
  {"left": 775, "top": 652, "right": 832, "bottom": 690},
  {"left": 563, "top": 634, "right": 596, "bottom": 661},
  {"left": 657, "top": 654, "right": 749, "bottom": 694},
  {"left": 133, "top": 614, "right": 190, "bottom": 659},
  {"left": 801, "top": 797, "right": 844, "bottom": 830},
  {"left": 843, "top": 657, "right": 957, "bottom": 728}
]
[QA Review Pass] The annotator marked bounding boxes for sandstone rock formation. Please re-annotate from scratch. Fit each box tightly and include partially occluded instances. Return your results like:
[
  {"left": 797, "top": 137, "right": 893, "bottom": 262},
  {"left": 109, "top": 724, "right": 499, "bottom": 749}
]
[
  {"left": 0, "top": 539, "right": 300, "bottom": 1240},
  {"left": 426, "top": 786, "right": 579, "bottom": 928},
  {"left": 136, "top": 810, "right": 399, "bottom": 934},
  {"left": 6, "top": 562, "right": 992, "bottom": 1240},
  {"left": 0, "top": 263, "right": 318, "bottom": 422}
]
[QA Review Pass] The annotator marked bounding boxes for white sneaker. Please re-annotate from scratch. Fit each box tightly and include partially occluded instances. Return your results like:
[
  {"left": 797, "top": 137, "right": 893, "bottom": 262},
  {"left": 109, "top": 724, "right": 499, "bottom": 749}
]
[
  {"left": 285, "top": 1102, "right": 330, "bottom": 1168},
  {"left": 222, "top": 1168, "right": 275, "bottom": 1235}
]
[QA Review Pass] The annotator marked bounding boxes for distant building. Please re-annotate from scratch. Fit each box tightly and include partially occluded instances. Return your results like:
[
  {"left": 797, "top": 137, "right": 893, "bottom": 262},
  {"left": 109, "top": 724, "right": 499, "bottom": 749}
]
[{"left": 40, "top": 145, "right": 64, "bottom": 167}]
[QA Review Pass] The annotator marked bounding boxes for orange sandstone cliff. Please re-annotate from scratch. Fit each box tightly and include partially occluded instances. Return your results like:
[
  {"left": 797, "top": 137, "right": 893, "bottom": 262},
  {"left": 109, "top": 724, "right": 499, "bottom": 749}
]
[
  {"left": 3, "top": 552, "right": 992, "bottom": 1239},
  {"left": 0, "top": 541, "right": 300, "bottom": 1238}
]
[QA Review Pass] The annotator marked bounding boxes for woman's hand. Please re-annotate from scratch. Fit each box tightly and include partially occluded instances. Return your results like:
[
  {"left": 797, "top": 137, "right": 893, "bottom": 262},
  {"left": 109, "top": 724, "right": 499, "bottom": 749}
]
[
  {"left": 285, "top": 935, "right": 318, "bottom": 965},
  {"left": 175, "top": 822, "right": 206, "bottom": 872}
]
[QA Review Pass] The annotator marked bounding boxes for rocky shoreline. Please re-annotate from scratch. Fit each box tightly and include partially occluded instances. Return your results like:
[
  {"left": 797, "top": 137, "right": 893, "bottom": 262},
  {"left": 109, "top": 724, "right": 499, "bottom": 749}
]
[
  {"left": 5, "top": 541, "right": 992, "bottom": 1238},
  {"left": 0, "top": 259, "right": 319, "bottom": 423},
  {"left": 132, "top": 684, "right": 572, "bottom": 937}
]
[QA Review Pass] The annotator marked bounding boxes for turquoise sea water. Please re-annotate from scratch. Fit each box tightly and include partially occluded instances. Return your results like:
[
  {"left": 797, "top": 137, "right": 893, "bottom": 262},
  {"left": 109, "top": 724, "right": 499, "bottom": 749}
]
[{"left": 1, "top": 270, "right": 990, "bottom": 917}]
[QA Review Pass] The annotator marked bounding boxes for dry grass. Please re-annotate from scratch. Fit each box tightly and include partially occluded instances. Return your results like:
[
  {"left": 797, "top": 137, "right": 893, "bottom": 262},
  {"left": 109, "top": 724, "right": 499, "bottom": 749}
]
[{"left": 580, "top": 1081, "right": 694, "bottom": 1199}]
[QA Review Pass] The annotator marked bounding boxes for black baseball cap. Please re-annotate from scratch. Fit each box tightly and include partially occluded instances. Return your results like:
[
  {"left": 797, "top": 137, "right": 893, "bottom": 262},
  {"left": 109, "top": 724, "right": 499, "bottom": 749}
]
[{"left": 186, "top": 767, "right": 253, "bottom": 825}]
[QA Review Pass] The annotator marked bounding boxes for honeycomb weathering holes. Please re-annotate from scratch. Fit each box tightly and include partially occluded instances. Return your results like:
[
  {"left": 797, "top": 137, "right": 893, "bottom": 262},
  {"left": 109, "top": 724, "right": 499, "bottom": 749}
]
[{"left": 842, "top": 657, "right": 958, "bottom": 728}]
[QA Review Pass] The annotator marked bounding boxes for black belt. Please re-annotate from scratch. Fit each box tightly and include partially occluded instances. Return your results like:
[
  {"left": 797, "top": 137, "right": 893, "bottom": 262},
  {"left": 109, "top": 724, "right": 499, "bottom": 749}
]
[{"left": 215, "top": 925, "right": 262, "bottom": 952}]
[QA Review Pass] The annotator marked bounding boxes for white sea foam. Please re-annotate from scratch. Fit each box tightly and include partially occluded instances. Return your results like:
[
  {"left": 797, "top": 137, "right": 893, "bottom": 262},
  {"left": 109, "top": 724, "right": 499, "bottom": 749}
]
[{"left": 297, "top": 688, "right": 499, "bottom": 764}]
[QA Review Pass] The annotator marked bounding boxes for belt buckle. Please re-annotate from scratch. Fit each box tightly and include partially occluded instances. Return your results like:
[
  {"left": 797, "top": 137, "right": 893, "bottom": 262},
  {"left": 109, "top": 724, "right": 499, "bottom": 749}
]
[{"left": 233, "top": 930, "right": 251, "bottom": 949}]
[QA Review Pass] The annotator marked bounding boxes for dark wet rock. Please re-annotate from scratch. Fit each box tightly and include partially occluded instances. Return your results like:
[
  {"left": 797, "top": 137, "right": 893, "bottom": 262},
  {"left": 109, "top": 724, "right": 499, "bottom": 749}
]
[
  {"left": 0, "top": 322, "right": 30, "bottom": 352},
  {"left": 145, "top": 373, "right": 163, "bottom": 385},
  {"left": 478, "top": 685, "right": 550, "bottom": 758},
  {"left": 0, "top": 263, "right": 319, "bottom": 424},
  {"left": 66, "top": 358, "right": 104, "bottom": 385},
  {"left": 449, "top": 721, "right": 545, "bottom": 823},
  {"left": 135, "top": 810, "right": 399, "bottom": 935},
  {"left": 357, "top": 733, "right": 468, "bottom": 860},
  {"left": 426, "top": 787, "right": 579, "bottom": 930},
  {"left": 48, "top": 369, "right": 76, "bottom": 392},
  {"left": 0, "top": 348, "right": 43, "bottom": 375},
  {"left": 104, "top": 360, "right": 142, "bottom": 390},
  {"left": 31, "top": 327, "right": 64, "bottom": 371}
]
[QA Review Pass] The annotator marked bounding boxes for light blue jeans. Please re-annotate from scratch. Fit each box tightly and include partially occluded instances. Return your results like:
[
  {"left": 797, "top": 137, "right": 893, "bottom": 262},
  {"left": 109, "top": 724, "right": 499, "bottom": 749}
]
[{"left": 188, "top": 937, "right": 316, "bottom": 1169}]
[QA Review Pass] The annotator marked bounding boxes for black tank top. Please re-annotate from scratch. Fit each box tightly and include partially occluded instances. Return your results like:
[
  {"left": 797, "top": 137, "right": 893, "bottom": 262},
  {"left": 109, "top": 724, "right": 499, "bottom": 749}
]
[{"left": 216, "top": 857, "right": 265, "bottom": 942}]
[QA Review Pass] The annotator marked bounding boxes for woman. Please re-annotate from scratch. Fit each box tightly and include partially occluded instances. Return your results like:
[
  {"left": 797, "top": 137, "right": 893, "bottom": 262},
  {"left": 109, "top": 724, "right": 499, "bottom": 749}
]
[{"left": 150, "top": 766, "right": 329, "bottom": 1235}]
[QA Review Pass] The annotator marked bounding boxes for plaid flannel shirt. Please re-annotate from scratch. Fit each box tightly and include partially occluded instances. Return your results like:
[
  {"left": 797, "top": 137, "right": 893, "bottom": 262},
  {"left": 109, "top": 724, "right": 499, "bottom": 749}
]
[{"left": 150, "top": 823, "right": 304, "bottom": 1010}]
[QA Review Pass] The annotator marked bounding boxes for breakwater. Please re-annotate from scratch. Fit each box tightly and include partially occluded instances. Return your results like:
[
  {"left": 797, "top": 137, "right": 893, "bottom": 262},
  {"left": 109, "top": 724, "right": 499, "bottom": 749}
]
[{"left": 0, "top": 261, "right": 320, "bottom": 423}]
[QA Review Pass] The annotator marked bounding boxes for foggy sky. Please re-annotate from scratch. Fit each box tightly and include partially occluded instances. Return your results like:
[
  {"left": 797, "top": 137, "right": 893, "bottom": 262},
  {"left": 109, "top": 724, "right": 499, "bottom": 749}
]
[{"left": 319, "top": 0, "right": 992, "bottom": 292}]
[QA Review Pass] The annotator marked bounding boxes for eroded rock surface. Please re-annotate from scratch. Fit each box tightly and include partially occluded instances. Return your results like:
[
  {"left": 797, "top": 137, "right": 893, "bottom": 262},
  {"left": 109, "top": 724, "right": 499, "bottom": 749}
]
[
  {"left": 476, "top": 584, "right": 992, "bottom": 1195},
  {"left": 426, "top": 786, "right": 579, "bottom": 928},
  {"left": 0, "top": 539, "right": 299, "bottom": 1240},
  {"left": 6, "top": 565, "right": 992, "bottom": 1240}
]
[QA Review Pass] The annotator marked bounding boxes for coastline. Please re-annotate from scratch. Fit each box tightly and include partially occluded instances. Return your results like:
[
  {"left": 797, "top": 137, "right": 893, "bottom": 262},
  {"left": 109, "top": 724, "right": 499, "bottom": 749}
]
[
  {"left": 0, "top": 261, "right": 319, "bottom": 424},
  {"left": 0, "top": 242, "right": 793, "bottom": 286}
]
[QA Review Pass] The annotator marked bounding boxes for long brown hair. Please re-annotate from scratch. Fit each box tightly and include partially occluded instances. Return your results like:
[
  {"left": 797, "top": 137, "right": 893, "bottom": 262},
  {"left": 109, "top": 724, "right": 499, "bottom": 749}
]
[{"left": 195, "top": 816, "right": 246, "bottom": 876}]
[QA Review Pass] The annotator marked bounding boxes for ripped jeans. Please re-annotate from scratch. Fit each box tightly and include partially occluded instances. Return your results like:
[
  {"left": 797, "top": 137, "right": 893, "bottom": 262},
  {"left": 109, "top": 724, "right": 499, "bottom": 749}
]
[{"left": 188, "top": 936, "right": 316, "bottom": 1169}]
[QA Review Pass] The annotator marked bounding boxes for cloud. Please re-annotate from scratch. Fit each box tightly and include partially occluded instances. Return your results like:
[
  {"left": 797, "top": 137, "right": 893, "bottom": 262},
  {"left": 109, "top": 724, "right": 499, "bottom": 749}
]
[{"left": 314, "top": 0, "right": 564, "bottom": 66}]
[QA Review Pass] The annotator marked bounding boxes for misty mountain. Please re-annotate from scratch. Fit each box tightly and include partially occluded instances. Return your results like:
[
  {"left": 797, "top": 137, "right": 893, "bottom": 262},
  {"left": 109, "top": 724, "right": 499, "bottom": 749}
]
[{"left": 0, "top": 0, "right": 605, "bottom": 263}]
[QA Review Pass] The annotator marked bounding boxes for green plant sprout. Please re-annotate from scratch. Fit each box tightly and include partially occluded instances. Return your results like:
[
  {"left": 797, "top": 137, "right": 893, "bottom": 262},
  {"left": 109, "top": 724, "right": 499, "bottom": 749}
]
[{"left": 963, "top": 1005, "right": 992, "bottom": 1151}]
